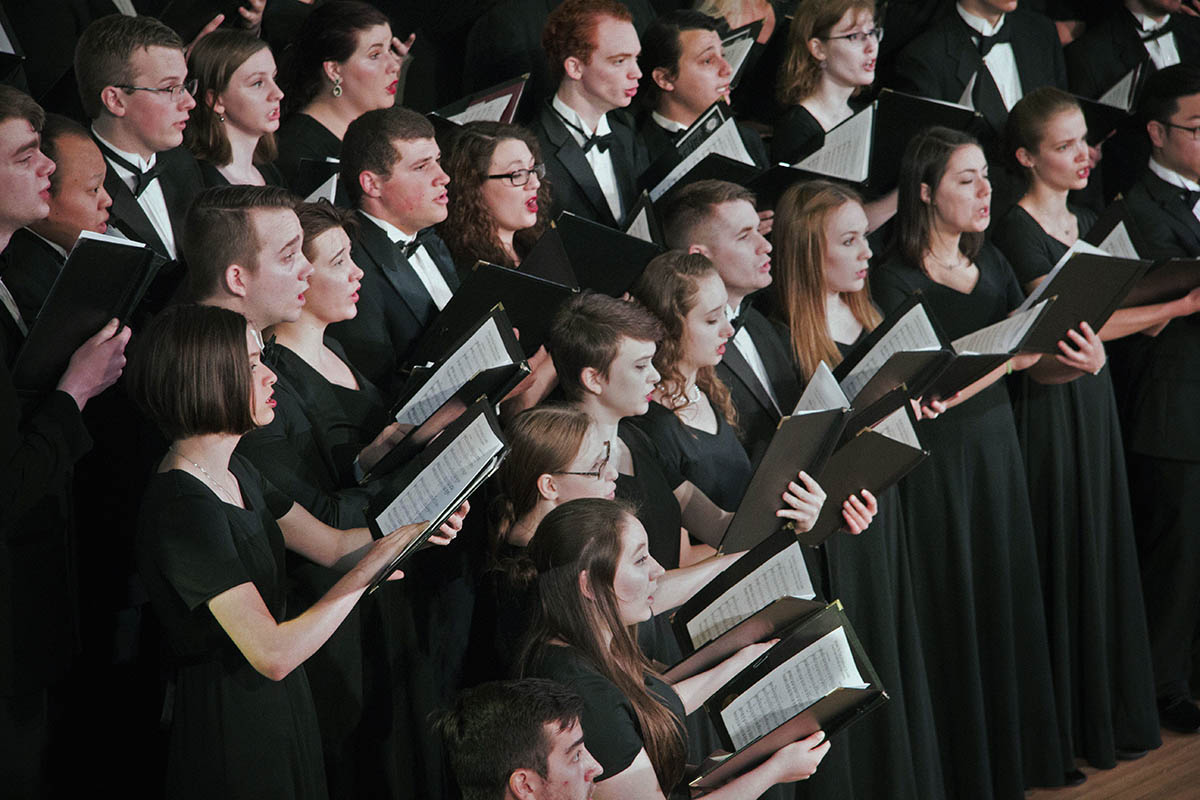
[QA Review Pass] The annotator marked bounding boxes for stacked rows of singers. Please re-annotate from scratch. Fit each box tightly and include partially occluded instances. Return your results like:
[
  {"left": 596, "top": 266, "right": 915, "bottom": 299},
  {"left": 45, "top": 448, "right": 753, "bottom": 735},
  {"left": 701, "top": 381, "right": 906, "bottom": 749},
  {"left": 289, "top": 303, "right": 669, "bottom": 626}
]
[{"left": 3, "top": 0, "right": 1200, "bottom": 798}]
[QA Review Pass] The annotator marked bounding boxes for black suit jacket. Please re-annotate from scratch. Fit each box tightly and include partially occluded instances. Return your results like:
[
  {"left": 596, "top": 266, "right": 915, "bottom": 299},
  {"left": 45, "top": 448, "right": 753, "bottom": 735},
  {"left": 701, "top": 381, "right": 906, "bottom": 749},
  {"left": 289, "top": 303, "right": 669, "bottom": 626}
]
[
  {"left": 1119, "top": 170, "right": 1200, "bottom": 461},
  {"left": 637, "top": 114, "right": 770, "bottom": 170},
  {"left": 1065, "top": 10, "right": 1200, "bottom": 100},
  {"left": 327, "top": 212, "right": 460, "bottom": 394},
  {"left": 892, "top": 7, "right": 1067, "bottom": 139},
  {"left": 0, "top": 229, "right": 64, "bottom": 327},
  {"left": 716, "top": 306, "right": 802, "bottom": 465},
  {"left": 535, "top": 105, "right": 650, "bottom": 229},
  {"left": 97, "top": 144, "right": 204, "bottom": 262}
]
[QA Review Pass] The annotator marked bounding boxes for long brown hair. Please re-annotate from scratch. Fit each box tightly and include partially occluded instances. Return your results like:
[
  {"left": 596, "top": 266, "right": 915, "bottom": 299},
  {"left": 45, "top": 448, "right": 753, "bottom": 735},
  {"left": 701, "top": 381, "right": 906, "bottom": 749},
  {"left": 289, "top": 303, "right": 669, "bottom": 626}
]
[
  {"left": 773, "top": 180, "right": 882, "bottom": 378},
  {"left": 438, "top": 121, "right": 551, "bottom": 268},
  {"left": 518, "top": 498, "right": 686, "bottom": 791},
  {"left": 185, "top": 30, "right": 278, "bottom": 167},
  {"left": 631, "top": 251, "right": 738, "bottom": 428},
  {"left": 777, "top": 0, "right": 875, "bottom": 105}
]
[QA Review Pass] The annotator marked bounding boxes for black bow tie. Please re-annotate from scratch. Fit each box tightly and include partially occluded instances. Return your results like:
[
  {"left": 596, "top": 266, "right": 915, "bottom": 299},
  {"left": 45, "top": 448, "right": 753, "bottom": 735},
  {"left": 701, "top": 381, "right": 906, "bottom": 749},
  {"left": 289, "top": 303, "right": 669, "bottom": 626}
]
[
  {"left": 972, "top": 19, "right": 1013, "bottom": 58},
  {"left": 1183, "top": 188, "right": 1200, "bottom": 209},
  {"left": 400, "top": 229, "right": 433, "bottom": 259},
  {"left": 1140, "top": 16, "right": 1175, "bottom": 42},
  {"left": 94, "top": 140, "right": 164, "bottom": 197},
  {"left": 550, "top": 102, "right": 615, "bottom": 154}
]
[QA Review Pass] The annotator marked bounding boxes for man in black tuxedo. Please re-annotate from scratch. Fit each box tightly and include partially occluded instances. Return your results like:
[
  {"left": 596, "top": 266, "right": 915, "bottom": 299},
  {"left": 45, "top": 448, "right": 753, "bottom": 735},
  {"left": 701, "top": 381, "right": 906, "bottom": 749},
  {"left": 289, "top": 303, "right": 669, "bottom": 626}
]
[
  {"left": 73, "top": 13, "right": 204, "bottom": 306},
  {"left": 331, "top": 106, "right": 459, "bottom": 394},
  {"left": 0, "top": 84, "right": 130, "bottom": 798},
  {"left": 661, "top": 179, "right": 799, "bottom": 464},
  {"left": 533, "top": 0, "right": 651, "bottom": 229},
  {"left": 1119, "top": 64, "right": 1200, "bottom": 735}
]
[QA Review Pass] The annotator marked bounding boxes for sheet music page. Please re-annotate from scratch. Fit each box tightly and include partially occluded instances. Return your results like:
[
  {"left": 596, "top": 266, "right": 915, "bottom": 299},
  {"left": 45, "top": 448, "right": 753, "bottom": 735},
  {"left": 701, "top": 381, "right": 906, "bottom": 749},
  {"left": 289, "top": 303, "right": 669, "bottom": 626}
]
[
  {"left": 394, "top": 317, "right": 513, "bottom": 425},
  {"left": 839, "top": 304, "right": 942, "bottom": 401},
  {"left": 794, "top": 105, "right": 873, "bottom": 182},
  {"left": 374, "top": 413, "right": 502, "bottom": 534},
  {"left": 723, "top": 36, "right": 755, "bottom": 77},
  {"left": 1098, "top": 221, "right": 1140, "bottom": 260},
  {"left": 870, "top": 406, "right": 920, "bottom": 449},
  {"left": 448, "top": 94, "right": 512, "bottom": 124},
  {"left": 75, "top": 229, "right": 146, "bottom": 249},
  {"left": 721, "top": 626, "right": 868, "bottom": 750},
  {"left": 1099, "top": 67, "right": 1137, "bottom": 111},
  {"left": 952, "top": 300, "right": 1048, "bottom": 354},
  {"left": 650, "top": 117, "right": 755, "bottom": 201},
  {"left": 958, "top": 73, "right": 977, "bottom": 109},
  {"left": 685, "top": 545, "right": 815, "bottom": 649},
  {"left": 1016, "top": 239, "right": 1109, "bottom": 312},
  {"left": 305, "top": 171, "right": 339, "bottom": 203},
  {"left": 0, "top": 22, "right": 13, "bottom": 55},
  {"left": 625, "top": 205, "right": 653, "bottom": 243},
  {"left": 793, "top": 361, "right": 850, "bottom": 414}
]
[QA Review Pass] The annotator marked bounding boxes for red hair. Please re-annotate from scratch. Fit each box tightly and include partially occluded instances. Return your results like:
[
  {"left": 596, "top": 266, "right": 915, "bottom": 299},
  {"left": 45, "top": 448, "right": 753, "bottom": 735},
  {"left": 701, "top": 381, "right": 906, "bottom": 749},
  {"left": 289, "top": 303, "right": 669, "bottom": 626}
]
[{"left": 543, "top": 0, "right": 634, "bottom": 86}]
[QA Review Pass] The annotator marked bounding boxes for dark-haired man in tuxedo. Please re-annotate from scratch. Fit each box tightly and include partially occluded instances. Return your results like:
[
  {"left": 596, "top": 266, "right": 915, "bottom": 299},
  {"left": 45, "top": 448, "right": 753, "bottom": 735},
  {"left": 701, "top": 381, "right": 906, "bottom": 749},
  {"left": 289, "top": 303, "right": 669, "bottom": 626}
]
[
  {"left": 1120, "top": 62, "right": 1200, "bottom": 736},
  {"left": 534, "top": 0, "right": 651, "bottom": 229},
  {"left": 332, "top": 106, "right": 459, "bottom": 394}
]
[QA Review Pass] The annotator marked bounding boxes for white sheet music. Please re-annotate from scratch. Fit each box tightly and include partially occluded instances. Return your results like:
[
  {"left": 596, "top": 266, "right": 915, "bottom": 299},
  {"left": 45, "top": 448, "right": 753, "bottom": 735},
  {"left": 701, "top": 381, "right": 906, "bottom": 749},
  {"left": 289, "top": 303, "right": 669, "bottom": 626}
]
[
  {"left": 721, "top": 626, "right": 868, "bottom": 750},
  {"left": 952, "top": 300, "right": 1048, "bottom": 354},
  {"left": 794, "top": 105, "right": 874, "bottom": 183},
  {"left": 1099, "top": 67, "right": 1138, "bottom": 112},
  {"left": 374, "top": 413, "right": 503, "bottom": 534},
  {"left": 1098, "top": 221, "right": 1140, "bottom": 260},
  {"left": 958, "top": 72, "right": 977, "bottom": 109},
  {"left": 74, "top": 229, "right": 147, "bottom": 249},
  {"left": 394, "top": 316, "right": 514, "bottom": 425},
  {"left": 625, "top": 205, "right": 653, "bottom": 243},
  {"left": 0, "top": 21, "right": 13, "bottom": 55},
  {"left": 792, "top": 361, "right": 850, "bottom": 414},
  {"left": 839, "top": 304, "right": 941, "bottom": 401},
  {"left": 685, "top": 544, "right": 815, "bottom": 649},
  {"left": 870, "top": 406, "right": 920, "bottom": 450},
  {"left": 305, "top": 172, "right": 339, "bottom": 203},
  {"left": 723, "top": 35, "right": 755, "bottom": 78},
  {"left": 1017, "top": 240, "right": 1109, "bottom": 312},
  {"left": 448, "top": 95, "right": 512, "bottom": 125},
  {"left": 650, "top": 117, "right": 755, "bottom": 201}
]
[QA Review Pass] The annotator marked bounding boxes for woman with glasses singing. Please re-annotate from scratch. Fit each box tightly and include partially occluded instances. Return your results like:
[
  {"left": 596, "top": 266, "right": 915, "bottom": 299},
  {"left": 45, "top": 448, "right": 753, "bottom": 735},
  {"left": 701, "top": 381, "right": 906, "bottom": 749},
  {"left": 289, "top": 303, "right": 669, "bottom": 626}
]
[{"left": 438, "top": 121, "right": 551, "bottom": 269}]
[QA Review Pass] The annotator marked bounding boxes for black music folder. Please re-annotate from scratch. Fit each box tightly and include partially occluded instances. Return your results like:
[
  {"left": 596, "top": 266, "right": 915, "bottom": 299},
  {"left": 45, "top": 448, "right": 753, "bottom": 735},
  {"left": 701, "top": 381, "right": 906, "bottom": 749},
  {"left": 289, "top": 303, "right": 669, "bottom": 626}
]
[
  {"left": 1119, "top": 258, "right": 1200, "bottom": 308},
  {"left": 690, "top": 600, "right": 887, "bottom": 791},
  {"left": 624, "top": 190, "right": 666, "bottom": 246},
  {"left": 406, "top": 261, "right": 577, "bottom": 365},
  {"left": 642, "top": 102, "right": 759, "bottom": 201},
  {"left": 365, "top": 399, "right": 507, "bottom": 592},
  {"left": 521, "top": 211, "right": 663, "bottom": 297},
  {"left": 296, "top": 157, "right": 343, "bottom": 203},
  {"left": 1083, "top": 200, "right": 1144, "bottom": 259},
  {"left": 12, "top": 231, "right": 158, "bottom": 393},
  {"left": 432, "top": 73, "right": 528, "bottom": 127},
  {"left": 722, "top": 20, "right": 764, "bottom": 90}
]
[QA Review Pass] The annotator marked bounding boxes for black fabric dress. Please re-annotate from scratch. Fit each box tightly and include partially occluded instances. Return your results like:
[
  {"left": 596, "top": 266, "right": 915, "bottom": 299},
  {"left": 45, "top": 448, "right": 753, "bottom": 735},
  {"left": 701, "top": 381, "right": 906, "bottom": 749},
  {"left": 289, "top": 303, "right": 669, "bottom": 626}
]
[
  {"left": 617, "top": 419, "right": 684, "bottom": 571},
  {"left": 136, "top": 456, "right": 327, "bottom": 800},
  {"left": 771, "top": 103, "right": 826, "bottom": 166},
  {"left": 275, "top": 113, "right": 342, "bottom": 195},
  {"left": 871, "top": 244, "right": 1069, "bottom": 799},
  {"left": 991, "top": 204, "right": 1161, "bottom": 767},
  {"left": 199, "top": 159, "right": 288, "bottom": 189}
]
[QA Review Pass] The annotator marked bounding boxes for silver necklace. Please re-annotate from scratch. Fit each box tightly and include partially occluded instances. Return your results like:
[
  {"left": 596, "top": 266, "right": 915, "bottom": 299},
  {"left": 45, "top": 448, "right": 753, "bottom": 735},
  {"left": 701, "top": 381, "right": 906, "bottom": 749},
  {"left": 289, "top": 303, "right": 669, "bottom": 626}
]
[{"left": 170, "top": 446, "right": 239, "bottom": 505}]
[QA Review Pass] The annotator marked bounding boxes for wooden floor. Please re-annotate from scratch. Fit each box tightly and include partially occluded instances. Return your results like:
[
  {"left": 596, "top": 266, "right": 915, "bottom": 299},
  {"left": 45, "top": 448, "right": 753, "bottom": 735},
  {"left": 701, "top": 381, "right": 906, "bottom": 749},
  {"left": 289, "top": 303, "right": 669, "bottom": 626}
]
[{"left": 1026, "top": 729, "right": 1200, "bottom": 799}]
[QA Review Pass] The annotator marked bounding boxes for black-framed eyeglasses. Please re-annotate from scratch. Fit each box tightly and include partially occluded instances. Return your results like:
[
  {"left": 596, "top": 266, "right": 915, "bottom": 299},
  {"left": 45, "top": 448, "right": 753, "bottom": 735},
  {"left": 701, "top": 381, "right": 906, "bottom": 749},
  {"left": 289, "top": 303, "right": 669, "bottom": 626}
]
[
  {"left": 553, "top": 440, "right": 611, "bottom": 479},
  {"left": 115, "top": 78, "right": 199, "bottom": 102},
  {"left": 1163, "top": 121, "right": 1200, "bottom": 141},
  {"left": 823, "top": 26, "right": 884, "bottom": 45},
  {"left": 487, "top": 163, "right": 546, "bottom": 187}
]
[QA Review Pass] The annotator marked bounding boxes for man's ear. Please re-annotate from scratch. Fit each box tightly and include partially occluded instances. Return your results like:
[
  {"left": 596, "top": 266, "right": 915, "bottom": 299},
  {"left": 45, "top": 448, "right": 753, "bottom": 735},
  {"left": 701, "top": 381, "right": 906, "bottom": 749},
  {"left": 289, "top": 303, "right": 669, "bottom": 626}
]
[
  {"left": 563, "top": 55, "right": 585, "bottom": 82},
  {"left": 580, "top": 365, "right": 605, "bottom": 396},
  {"left": 687, "top": 243, "right": 710, "bottom": 258},
  {"left": 224, "top": 263, "right": 249, "bottom": 298},
  {"left": 651, "top": 66, "right": 675, "bottom": 93},
  {"left": 98, "top": 85, "right": 129, "bottom": 118},
  {"left": 509, "top": 767, "right": 540, "bottom": 800},
  {"left": 1147, "top": 119, "right": 1168, "bottom": 151},
  {"left": 359, "top": 170, "right": 383, "bottom": 200}
]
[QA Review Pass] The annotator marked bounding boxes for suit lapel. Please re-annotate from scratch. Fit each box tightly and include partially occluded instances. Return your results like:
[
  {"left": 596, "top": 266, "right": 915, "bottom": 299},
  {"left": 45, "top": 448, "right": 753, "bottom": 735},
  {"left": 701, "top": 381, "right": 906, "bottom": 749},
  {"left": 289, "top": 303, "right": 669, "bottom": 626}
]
[
  {"left": 722, "top": 339, "right": 779, "bottom": 419},
  {"left": 745, "top": 311, "right": 801, "bottom": 409},
  {"left": 609, "top": 117, "right": 639, "bottom": 222},
  {"left": 103, "top": 170, "right": 168, "bottom": 258},
  {"left": 542, "top": 108, "right": 618, "bottom": 227},
  {"left": 156, "top": 148, "right": 200, "bottom": 256},
  {"left": 1149, "top": 174, "right": 1200, "bottom": 252},
  {"left": 356, "top": 214, "right": 436, "bottom": 325}
]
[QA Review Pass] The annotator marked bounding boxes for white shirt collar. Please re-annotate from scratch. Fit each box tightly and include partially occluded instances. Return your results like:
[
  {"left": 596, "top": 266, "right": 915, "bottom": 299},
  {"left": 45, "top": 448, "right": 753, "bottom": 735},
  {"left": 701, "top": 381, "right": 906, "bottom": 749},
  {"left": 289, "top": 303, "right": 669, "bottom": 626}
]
[
  {"left": 1149, "top": 157, "right": 1200, "bottom": 192},
  {"left": 956, "top": 3, "right": 1006, "bottom": 37},
  {"left": 24, "top": 228, "right": 68, "bottom": 259},
  {"left": 360, "top": 210, "right": 418, "bottom": 245},
  {"left": 1132, "top": 11, "right": 1170, "bottom": 33},
  {"left": 651, "top": 110, "right": 688, "bottom": 133},
  {"left": 551, "top": 93, "right": 612, "bottom": 139},
  {"left": 91, "top": 126, "right": 156, "bottom": 171}
]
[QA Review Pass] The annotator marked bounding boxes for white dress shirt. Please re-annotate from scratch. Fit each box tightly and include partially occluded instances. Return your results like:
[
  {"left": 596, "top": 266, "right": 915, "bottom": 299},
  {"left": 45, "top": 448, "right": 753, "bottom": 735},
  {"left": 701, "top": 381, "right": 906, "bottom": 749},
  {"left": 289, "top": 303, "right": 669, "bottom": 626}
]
[
  {"left": 92, "top": 128, "right": 178, "bottom": 259},
  {"left": 360, "top": 211, "right": 454, "bottom": 310},
  {"left": 1148, "top": 158, "right": 1200, "bottom": 221},
  {"left": 552, "top": 94, "right": 624, "bottom": 223},
  {"left": 728, "top": 304, "right": 781, "bottom": 413},
  {"left": 1133, "top": 11, "right": 1181, "bottom": 71},
  {"left": 650, "top": 111, "right": 688, "bottom": 133},
  {"left": 957, "top": 4, "right": 1023, "bottom": 111}
]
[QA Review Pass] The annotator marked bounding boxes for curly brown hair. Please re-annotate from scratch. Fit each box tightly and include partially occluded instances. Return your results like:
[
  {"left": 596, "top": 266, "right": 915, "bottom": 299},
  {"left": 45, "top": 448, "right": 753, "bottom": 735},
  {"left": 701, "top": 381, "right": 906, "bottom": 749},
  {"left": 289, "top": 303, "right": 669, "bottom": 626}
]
[{"left": 438, "top": 121, "right": 551, "bottom": 268}]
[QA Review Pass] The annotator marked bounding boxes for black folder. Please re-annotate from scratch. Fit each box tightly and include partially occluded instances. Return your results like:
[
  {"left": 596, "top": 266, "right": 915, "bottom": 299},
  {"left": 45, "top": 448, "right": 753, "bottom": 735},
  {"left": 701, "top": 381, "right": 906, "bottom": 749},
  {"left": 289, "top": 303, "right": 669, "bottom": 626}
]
[
  {"left": 365, "top": 399, "right": 507, "bottom": 592},
  {"left": 521, "top": 212, "right": 663, "bottom": 297},
  {"left": 1083, "top": 200, "right": 1145, "bottom": 256},
  {"left": 722, "top": 19, "right": 765, "bottom": 90},
  {"left": 431, "top": 73, "right": 528, "bottom": 127},
  {"left": 641, "top": 102, "right": 760, "bottom": 200},
  {"left": 719, "top": 409, "right": 849, "bottom": 554},
  {"left": 406, "top": 262, "right": 577, "bottom": 365},
  {"left": 691, "top": 601, "right": 887, "bottom": 791},
  {"left": 623, "top": 191, "right": 667, "bottom": 246},
  {"left": 12, "top": 232, "right": 158, "bottom": 393},
  {"left": 296, "top": 157, "right": 343, "bottom": 203},
  {"left": 1119, "top": 258, "right": 1200, "bottom": 308}
]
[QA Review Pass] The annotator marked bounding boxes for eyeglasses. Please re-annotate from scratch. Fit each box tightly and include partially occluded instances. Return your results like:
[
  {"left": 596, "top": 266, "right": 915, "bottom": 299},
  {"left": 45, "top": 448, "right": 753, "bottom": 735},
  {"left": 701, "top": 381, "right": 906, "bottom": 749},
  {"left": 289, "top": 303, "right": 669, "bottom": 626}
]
[
  {"left": 115, "top": 78, "right": 199, "bottom": 102},
  {"left": 487, "top": 163, "right": 546, "bottom": 187},
  {"left": 1163, "top": 121, "right": 1200, "bottom": 141},
  {"left": 823, "top": 26, "right": 884, "bottom": 45},
  {"left": 553, "top": 440, "right": 611, "bottom": 480}
]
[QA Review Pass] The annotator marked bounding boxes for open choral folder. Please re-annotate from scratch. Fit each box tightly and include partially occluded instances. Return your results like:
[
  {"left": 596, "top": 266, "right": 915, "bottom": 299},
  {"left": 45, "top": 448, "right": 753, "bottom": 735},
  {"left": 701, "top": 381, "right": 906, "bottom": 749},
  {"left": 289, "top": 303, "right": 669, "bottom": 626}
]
[
  {"left": 12, "top": 231, "right": 158, "bottom": 393},
  {"left": 690, "top": 599, "right": 886, "bottom": 792},
  {"left": 722, "top": 20, "right": 763, "bottom": 90},
  {"left": 623, "top": 191, "right": 666, "bottom": 246},
  {"left": 671, "top": 530, "right": 817, "bottom": 656},
  {"left": 520, "top": 211, "right": 663, "bottom": 296},
  {"left": 1084, "top": 201, "right": 1143, "bottom": 260},
  {"left": 365, "top": 399, "right": 507, "bottom": 592},
  {"left": 432, "top": 74, "right": 528, "bottom": 126},
  {"left": 642, "top": 102, "right": 757, "bottom": 201},
  {"left": 406, "top": 261, "right": 577, "bottom": 366},
  {"left": 791, "top": 89, "right": 980, "bottom": 193}
]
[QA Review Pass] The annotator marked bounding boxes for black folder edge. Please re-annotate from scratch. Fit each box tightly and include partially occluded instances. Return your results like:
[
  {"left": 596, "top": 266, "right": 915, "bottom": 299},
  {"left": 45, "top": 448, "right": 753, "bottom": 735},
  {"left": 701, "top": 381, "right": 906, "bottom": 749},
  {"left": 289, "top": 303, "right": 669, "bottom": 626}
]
[
  {"left": 832, "top": 294, "right": 952, "bottom": 404},
  {"left": 671, "top": 529, "right": 805, "bottom": 654},
  {"left": 692, "top": 602, "right": 887, "bottom": 790},
  {"left": 718, "top": 409, "right": 849, "bottom": 555},
  {"left": 1120, "top": 258, "right": 1200, "bottom": 308},
  {"left": 721, "top": 19, "right": 765, "bottom": 90},
  {"left": 841, "top": 385, "right": 914, "bottom": 442},
  {"left": 640, "top": 102, "right": 737, "bottom": 195},
  {"left": 799, "top": 407, "right": 928, "bottom": 547},
  {"left": 431, "top": 73, "right": 530, "bottom": 126},
  {"left": 554, "top": 211, "right": 664, "bottom": 297},
  {"left": 623, "top": 190, "right": 667, "bottom": 246},
  {"left": 406, "top": 261, "right": 578, "bottom": 365},
  {"left": 296, "top": 157, "right": 341, "bottom": 199},
  {"left": 365, "top": 400, "right": 508, "bottom": 593},
  {"left": 519, "top": 224, "right": 580, "bottom": 288},
  {"left": 1082, "top": 200, "right": 1142, "bottom": 253},
  {"left": 867, "top": 89, "right": 981, "bottom": 193},
  {"left": 12, "top": 235, "right": 158, "bottom": 393}
]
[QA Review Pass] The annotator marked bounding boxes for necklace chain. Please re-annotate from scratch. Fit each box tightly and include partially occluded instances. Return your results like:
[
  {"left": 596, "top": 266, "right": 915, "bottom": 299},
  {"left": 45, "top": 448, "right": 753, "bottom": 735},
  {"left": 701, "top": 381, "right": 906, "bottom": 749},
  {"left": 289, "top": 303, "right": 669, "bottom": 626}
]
[{"left": 170, "top": 446, "right": 239, "bottom": 504}]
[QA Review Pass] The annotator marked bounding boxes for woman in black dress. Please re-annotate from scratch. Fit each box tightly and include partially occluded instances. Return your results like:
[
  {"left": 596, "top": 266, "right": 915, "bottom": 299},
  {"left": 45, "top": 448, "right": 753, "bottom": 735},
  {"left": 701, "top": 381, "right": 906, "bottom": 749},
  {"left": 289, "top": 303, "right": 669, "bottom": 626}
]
[
  {"left": 438, "top": 121, "right": 551, "bottom": 269},
  {"left": 519, "top": 498, "right": 831, "bottom": 799},
  {"left": 275, "top": 1, "right": 411, "bottom": 193},
  {"left": 128, "top": 304, "right": 451, "bottom": 799},
  {"left": 992, "top": 87, "right": 1162, "bottom": 768},
  {"left": 770, "top": 179, "right": 945, "bottom": 800},
  {"left": 871, "top": 127, "right": 1093, "bottom": 798},
  {"left": 186, "top": 30, "right": 287, "bottom": 188}
]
